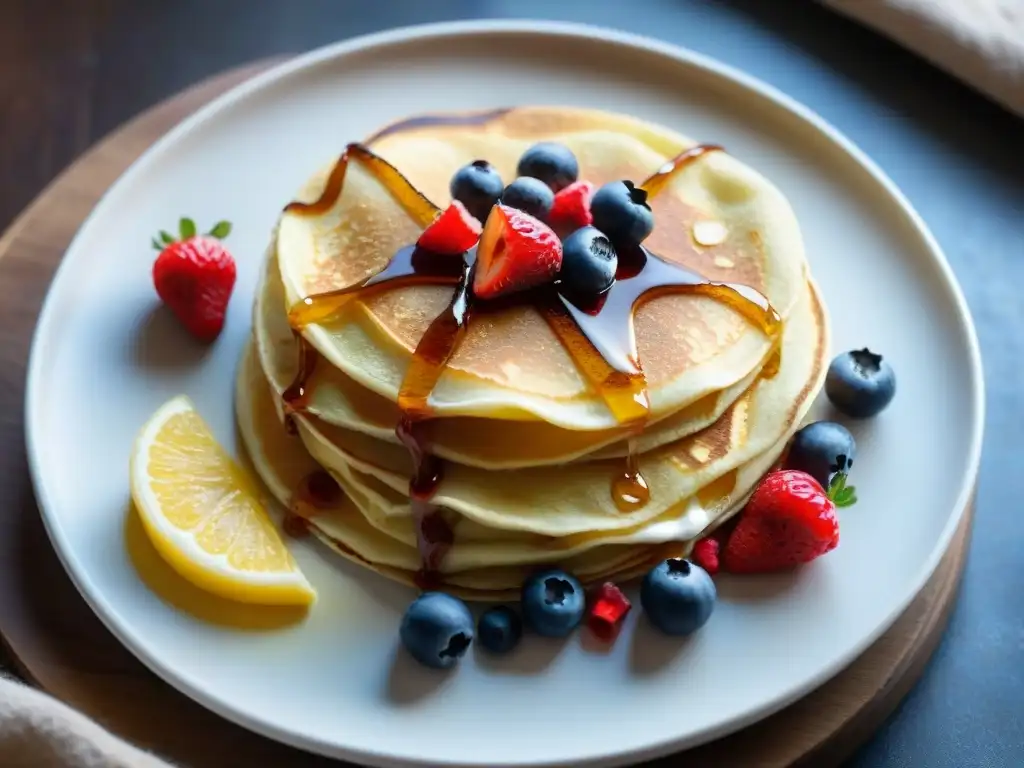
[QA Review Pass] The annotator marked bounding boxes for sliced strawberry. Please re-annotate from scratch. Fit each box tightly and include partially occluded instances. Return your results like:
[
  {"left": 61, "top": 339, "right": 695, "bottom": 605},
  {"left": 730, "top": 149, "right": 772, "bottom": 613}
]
[
  {"left": 722, "top": 469, "right": 841, "bottom": 574},
  {"left": 472, "top": 204, "right": 562, "bottom": 300},
  {"left": 417, "top": 200, "right": 482, "bottom": 255},
  {"left": 549, "top": 179, "right": 594, "bottom": 233}
]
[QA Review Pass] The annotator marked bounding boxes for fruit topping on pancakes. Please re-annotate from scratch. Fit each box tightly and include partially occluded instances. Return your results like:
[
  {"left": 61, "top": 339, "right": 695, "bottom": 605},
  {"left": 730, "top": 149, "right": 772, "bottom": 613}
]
[
  {"left": 449, "top": 159, "right": 505, "bottom": 223},
  {"left": 559, "top": 225, "right": 618, "bottom": 298},
  {"left": 549, "top": 179, "right": 595, "bottom": 232},
  {"left": 589, "top": 180, "right": 655, "bottom": 247},
  {"left": 501, "top": 175, "right": 555, "bottom": 220},
  {"left": 417, "top": 200, "right": 483, "bottom": 255},
  {"left": 516, "top": 141, "right": 580, "bottom": 192},
  {"left": 473, "top": 204, "right": 563, "bottom": 299}
]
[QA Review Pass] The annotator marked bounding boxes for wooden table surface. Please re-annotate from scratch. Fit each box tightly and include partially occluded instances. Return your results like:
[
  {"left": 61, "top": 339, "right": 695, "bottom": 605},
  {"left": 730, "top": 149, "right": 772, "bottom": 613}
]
[{"left": 2, "top": 1, "right": 1021, "bottom": 767}]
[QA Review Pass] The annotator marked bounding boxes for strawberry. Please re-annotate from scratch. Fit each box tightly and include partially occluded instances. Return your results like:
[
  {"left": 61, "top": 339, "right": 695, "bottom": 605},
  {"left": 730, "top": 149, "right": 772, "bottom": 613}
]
[
  {"left": 548, "top": 179, "right": 595, "bottom": 233},
  {"left": 151, "top": 218, "right": 236, "bottom": 342},
  {"left": 691, "top": 537, "right": 720, "bottom": 575},
  {"left": 586, "top": 582, "right": 632, "bottom": 641},
  {"left": 473, "top": 204, "right": 562, "bottom": 300},
  {"left": 417, "top": 200, "right": 482, "bottom": 255},
  {"left": 722, "top": 469, "right": 855, "bottom": 574}
]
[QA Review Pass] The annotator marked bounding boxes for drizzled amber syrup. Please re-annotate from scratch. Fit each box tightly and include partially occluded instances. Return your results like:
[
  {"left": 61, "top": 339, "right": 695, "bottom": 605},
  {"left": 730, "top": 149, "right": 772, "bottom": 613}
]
[
  {"left": 282, "top": 335, "right": 320, "bottom": 435},
  {"left": 281, "top": 136, "right": 782, "bottom": 575},
  {"left": 611, "top": 439, "right": 650, "bottom": 512},
  {"left": 363, "top": 108, "right": 514, "bottom": 145},
  {"left": 283, "top": 469, "right": 343, "bottom": 538}
]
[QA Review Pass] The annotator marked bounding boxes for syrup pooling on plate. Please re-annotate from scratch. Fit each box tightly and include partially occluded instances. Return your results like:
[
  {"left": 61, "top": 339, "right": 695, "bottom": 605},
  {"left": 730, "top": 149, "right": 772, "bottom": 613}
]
[{"left": 282, "top": 139, "right": 781, "bottom": 575}]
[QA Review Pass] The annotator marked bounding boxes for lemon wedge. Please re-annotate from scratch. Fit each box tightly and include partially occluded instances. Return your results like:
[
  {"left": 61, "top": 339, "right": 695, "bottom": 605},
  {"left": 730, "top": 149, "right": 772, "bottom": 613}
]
[{"left": 129, "top": 395, "right": 315, "bottom": 606}]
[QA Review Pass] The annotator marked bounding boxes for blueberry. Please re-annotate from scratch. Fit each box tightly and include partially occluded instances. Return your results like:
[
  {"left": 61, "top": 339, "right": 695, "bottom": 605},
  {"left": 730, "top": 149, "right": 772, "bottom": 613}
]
[
  {"left": 559, "top": 226, "right": 618, "bottom": 298},
  {"left": 477, "top": 606, "right": 523, "bottom": 654},
  {"left": 399, "top": 592, "right": 474, "bottom": 670},
  {"left": 501, "top": 177, "right": 554, "bottom": 220},
  {"left": 449, "top": 160, "right": 504, "bottom": 223},
  {"left": 640, "top": 558, "right": 716, "bottom": 637},
  {"left": 516, "top": 142, "right": 579, "bottom": 192},
  {"left": 787, "top": 421, "right": 856, "bottom": 487},
  {"left": 521, "top": 569, "right": 585, "bottom": 638},
  {"left": 825, "top": 348, "right": 896, "bottom": 419},
  {"left": 589, "top": 181, "right": 655, "bottom": 246}
]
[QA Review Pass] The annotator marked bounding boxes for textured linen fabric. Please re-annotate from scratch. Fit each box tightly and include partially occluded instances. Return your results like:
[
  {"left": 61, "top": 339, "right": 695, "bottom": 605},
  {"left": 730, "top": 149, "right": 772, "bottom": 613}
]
[
  {"left": 821, "top": 0, "right": 1024, "bottom": 117},
  {"left": 0, "top": 676, "right": 172, "bottom": 767}
]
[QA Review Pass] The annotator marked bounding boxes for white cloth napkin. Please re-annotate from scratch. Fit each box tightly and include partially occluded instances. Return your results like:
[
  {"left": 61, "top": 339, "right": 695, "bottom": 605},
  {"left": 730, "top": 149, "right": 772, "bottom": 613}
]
[
  {"left": 0, "top": 676, "right": 171, "bottom": 767},
  {"left": 2, "top": 3, "right": 1021, "bottom": 766},
  {"left": 821, "top": 0, "right": 1024, "bottom": 117}
]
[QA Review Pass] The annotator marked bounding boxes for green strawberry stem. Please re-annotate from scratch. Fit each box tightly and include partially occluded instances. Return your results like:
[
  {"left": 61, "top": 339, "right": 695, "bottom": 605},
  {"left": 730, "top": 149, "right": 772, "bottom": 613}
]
[
  {"left": 151, "top": 218, "right": 232, "bottom": 251},
  {"left": 827, "top": 471, "right": 857, "bottom": 508}
]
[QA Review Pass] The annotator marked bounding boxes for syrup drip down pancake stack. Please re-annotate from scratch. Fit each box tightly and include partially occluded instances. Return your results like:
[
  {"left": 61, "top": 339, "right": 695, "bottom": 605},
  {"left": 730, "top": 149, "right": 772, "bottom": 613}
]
[{"left": 234, "top": 106, "right": 830, "bottom": 600}]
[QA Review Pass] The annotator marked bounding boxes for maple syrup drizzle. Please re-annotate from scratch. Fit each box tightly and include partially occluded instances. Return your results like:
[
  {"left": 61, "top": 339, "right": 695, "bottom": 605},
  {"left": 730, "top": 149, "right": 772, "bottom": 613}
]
[
  {"left": 611, "top": 439, "right": 651, "bottom": 512},
  {"left": 283, "top": 469, "right": 343, "bottom": 538},
  {"left": 639, "top": 143, "right": 724, "bottom": 196},
  {"left": 281, "top": 139, "right": 782, "bottom": 571},
  {"left": 281, "top": 334, "right": 320, "bottom": 433},
  {"left": 363, "top": 108, "right": 514, "bottom": 145},
  {"left": 284, "top": 142, "right": 438, "bottom": 223},
  {"left": 393, "top": 260, "right": 475, "bottom": 585}
]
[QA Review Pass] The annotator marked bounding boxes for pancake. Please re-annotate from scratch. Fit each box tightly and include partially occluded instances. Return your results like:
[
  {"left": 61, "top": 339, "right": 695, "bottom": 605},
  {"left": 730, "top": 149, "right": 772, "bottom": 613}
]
[
  {"left": 234, "top": 342, "right": 695, "bottom": 599},
  {"left": 237, "top": 106, "right": 830, "bottom": 594},
  {"left": 285, "top": 278, "right": 827, "bottom": 536},
  {"left": 255, "top": 241, "right": 770, "bottom": 469},
  {"left": 274, "top": 106, "right": 807, "bottom": 429}
]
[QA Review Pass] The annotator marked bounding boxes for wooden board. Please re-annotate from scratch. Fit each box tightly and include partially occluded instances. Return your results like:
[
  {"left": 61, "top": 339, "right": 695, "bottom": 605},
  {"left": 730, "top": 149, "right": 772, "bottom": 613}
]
[{"left": 0, "top": 59, "right": 973, "bottom": 768}]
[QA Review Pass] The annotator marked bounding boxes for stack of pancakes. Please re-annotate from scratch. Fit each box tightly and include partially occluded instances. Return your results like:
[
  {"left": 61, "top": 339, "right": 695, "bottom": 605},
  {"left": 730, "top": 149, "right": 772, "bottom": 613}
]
[{"left": 235, "top": 106, "right": 830, "bottom": 600}]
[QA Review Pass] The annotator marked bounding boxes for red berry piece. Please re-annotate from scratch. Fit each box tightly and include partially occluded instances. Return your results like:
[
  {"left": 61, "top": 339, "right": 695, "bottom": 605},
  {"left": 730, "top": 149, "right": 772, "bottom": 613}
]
[
  {"left": 586, "top": 582, "right": 632, "bottom": 641},
  {"left": 549, "top": 179, "right": 595, "bottom": 232},
  {"left": 473, "top": 204, "right": 562, "bottom": 300},
  {"left": 151, "top": 218, "right": 236, "bottom": 342},
  {"left": 416, "top": 200, "right": 482, "bottom": 255},
  {"left": 722, "top": 469, "right": 842, "bottom": 574},
  {"left": 691, "top": 538, "right": 720, "bottom": 576}
]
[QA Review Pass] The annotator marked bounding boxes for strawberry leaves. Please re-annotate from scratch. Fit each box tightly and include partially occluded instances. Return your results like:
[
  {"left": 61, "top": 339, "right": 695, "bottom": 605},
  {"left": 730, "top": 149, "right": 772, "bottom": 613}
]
[
  {"left": 207, "top": 220, "right": 232, "bottom": 239},
  {"left": 151, "top": 218, "right": 232, "bottom": 251},
  {"left": 827, "top": 471, "right": 857, "bottom": 508}
]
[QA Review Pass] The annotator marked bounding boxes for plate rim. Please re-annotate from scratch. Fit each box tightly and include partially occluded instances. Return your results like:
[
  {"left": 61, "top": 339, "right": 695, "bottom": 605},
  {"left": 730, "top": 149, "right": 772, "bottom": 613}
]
[{"left": 22, "top": 19, "right": 986, "bottom": 768}]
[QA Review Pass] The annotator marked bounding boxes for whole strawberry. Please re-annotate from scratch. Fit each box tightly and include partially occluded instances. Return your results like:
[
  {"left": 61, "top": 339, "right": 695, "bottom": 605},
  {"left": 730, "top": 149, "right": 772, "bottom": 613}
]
[
  {"left": 722, "top": 469, "right": 855, "bottom": 574},
  {"left": 152, "top": 218, "right": 236, "bottom": 342}
]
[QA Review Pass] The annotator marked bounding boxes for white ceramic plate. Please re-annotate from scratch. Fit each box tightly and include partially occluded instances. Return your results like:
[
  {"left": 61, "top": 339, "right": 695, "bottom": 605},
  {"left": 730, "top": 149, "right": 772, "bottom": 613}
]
[{"left": 25, "top": 21, "right": 983, "bottom": 768}]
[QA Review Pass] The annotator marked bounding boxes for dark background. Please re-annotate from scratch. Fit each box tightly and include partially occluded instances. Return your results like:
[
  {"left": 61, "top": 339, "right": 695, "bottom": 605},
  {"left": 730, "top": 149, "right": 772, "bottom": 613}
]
[{"left": 2, "top": 1, "right": 1023, "bottom": 766}]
